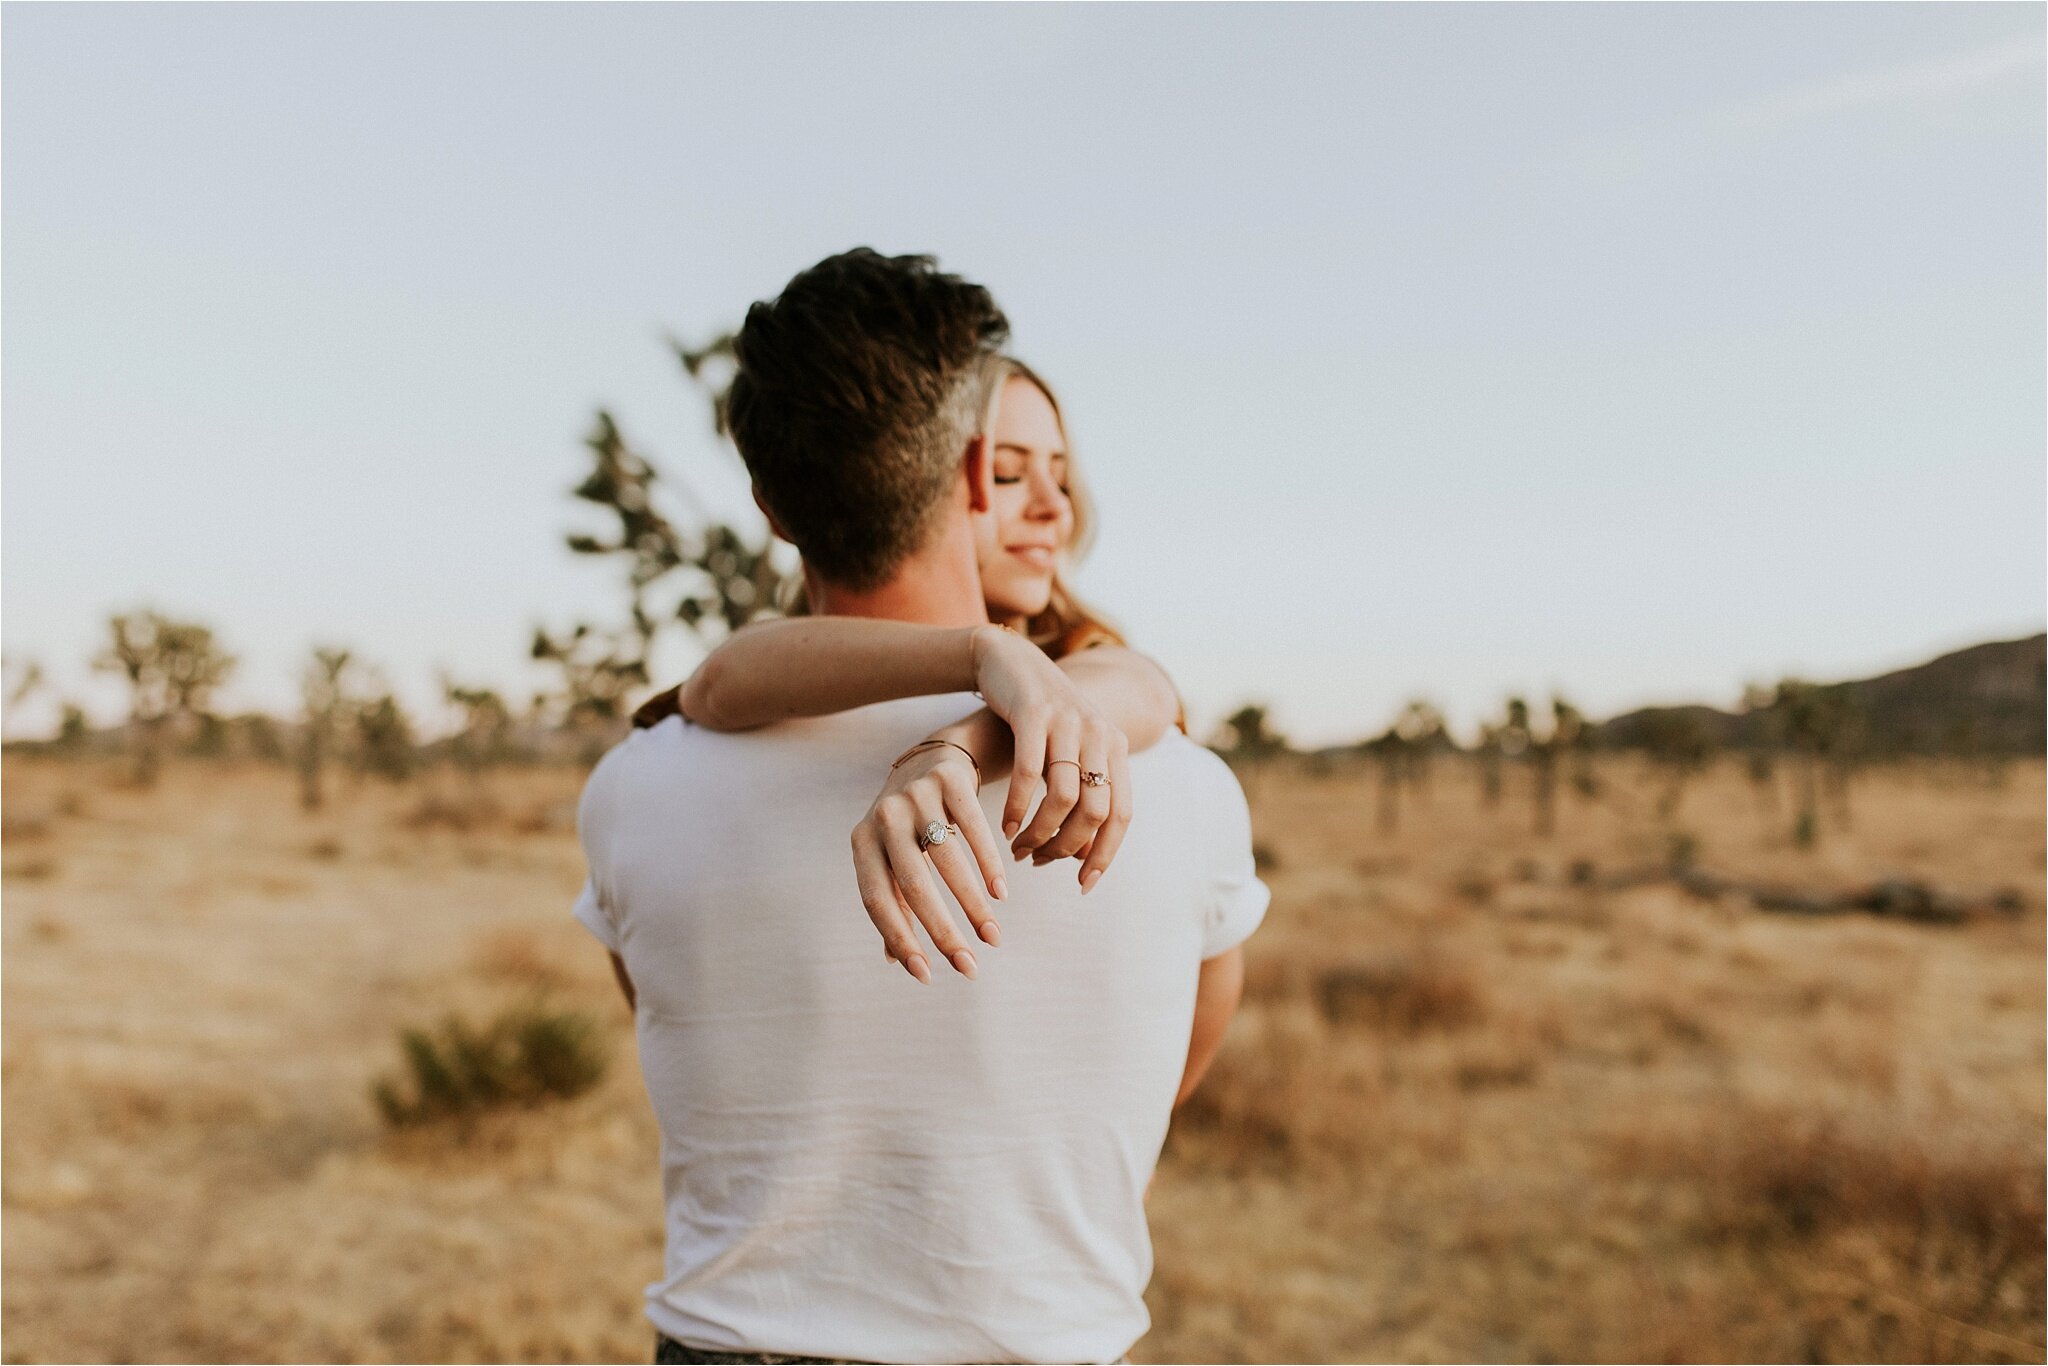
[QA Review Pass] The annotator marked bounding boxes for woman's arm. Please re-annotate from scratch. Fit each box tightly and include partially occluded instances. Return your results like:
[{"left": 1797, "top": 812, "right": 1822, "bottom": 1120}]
[
  {"left": 1054, "top": 645, "right": 1183, "bottom": 753},
  {"left": 680, "top": 618, "right": 981, "bottom": 730},
  {"left": 678, "top": 620, "right": 1182, "bottom": 748}
]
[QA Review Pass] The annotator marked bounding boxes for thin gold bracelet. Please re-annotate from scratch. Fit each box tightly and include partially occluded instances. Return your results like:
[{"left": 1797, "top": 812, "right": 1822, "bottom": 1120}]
[{"left": 890, "top": 738, "right": 983, "bottom": 788}]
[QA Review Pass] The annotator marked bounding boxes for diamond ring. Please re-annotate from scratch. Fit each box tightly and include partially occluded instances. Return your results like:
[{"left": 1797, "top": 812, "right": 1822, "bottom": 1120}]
[
  {"left": 1080, "top": 771, "right": 1110, "bottom": 787},
  {"left": 917, "top": 820, "right": 956, "bottom": 851}
]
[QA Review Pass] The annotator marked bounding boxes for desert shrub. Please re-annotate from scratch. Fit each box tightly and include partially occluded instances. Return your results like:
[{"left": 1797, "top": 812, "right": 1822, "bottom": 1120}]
[
  {"left": 1238, "top": 953, "right": 1299, "bottom": 1005},
  {"left": 5, "top": 856, "right": 58, "bottom": 881},
  {"left": 1454, "top": 1054, "right": 1538, "bottom": 1091},
  {"left": 1168, "top": 1018, "right": 1318, "bottom": 1164},
  {"left": 372, "top": 1004, "right": 607, "bottom": 1127},
  {"left": 1314, "top": 953, "right": 1486, "bottom": 1034},
  {"left": 1453, "top": 873, "right": 1496, "bottom": 904},
  {"left": 1609, "top": 1104, "right": 2046, "bottom": 1261},
  {"left": 3, "top": 812, "right": 52, "bottom": 842},
  {"left": 1666, "top": 831, "right": 1699, "bottom": 872},
  {"left": 471, "top": 928, "right": 574, "bottom": 989},
  {"left": 510, "top": 799, "right": 577, "bottom": 835},
  {"left": 406, "top": 790, "right": 504, "bottom": 832}
]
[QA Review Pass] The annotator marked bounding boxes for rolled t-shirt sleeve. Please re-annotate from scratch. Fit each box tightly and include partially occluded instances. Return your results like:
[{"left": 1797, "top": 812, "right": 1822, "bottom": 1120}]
[
  {"left": 573, "top": 876, "right": 622, "bottom": 954},
  {"left": 1199, "top": 757, "right": 1270, "bottom": 959}
]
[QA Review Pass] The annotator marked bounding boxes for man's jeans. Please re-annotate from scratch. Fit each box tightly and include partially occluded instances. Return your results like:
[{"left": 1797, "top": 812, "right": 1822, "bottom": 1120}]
[{"left": 654, "top": 1334, "right": 860, "bottom": 1365}]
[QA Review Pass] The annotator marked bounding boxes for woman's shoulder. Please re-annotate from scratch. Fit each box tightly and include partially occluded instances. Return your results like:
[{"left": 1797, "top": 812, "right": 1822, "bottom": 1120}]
[{"left": 1045, "top": 619, "right": 1124, "bottom": 659}]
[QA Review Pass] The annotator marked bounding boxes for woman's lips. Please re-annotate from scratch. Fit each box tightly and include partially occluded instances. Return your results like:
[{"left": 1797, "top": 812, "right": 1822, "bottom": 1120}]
[{"left": 1006, "top": 546, "right": 1055, "bottom": 572}]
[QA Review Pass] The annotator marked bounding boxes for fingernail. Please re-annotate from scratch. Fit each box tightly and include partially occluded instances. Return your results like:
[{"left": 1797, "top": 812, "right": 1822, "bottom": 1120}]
[
  {"left": 1082, "top": 869, "right": 1103, "bottom": 894},
  {"left": 1003, "top": 820, "right": 1020, "bottom": 839},
  {"left": 980, "top": 921, "right": 1002, "bottom": 947},
  {"left": 993, "top": 876, "right": 1009, "bottom": 900},
  {"left": 950, "top": 948, "right": 978, "bottom": 979},
  {"left": 906, "top": 954, "right": 931, "bottom": 984}
]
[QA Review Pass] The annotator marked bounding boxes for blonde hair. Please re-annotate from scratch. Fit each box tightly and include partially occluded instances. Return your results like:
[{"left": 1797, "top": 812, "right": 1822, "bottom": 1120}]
[{"left": 991, "top": 359, "right": 1126, "bottom": 660}]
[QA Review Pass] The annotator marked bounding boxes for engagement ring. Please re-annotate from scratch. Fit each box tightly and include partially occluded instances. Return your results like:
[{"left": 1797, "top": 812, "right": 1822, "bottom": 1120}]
[
  {"left": 1081, "top": 771, "right": 1109, "bottom": 787},
  {"left": 917, "top": 820, "right": 955, "bottom": 850}
]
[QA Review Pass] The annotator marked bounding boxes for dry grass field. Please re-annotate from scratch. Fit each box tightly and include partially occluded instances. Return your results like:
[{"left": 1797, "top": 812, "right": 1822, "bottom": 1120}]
[{"left": 3, "top": 753, "right": 2042, "bottom": 1364}]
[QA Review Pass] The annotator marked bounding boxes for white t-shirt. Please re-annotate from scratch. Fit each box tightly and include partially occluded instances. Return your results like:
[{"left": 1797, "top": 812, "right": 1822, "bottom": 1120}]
[{"left": 573, "top": 694, "right": 1267, "bottom": 1365}]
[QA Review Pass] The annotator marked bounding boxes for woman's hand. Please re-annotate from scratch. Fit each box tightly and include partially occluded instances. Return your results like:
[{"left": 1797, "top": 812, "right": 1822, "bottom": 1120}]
[
  {"left": 851, "top": 745, "right": 1008, "bottom": 983},
  {"left": 970, "top": 626, "right": 1134, "bottom": 885}
]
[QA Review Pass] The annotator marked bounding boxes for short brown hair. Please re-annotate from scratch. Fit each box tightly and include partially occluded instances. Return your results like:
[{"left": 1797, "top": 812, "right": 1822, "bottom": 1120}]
[{"left": 727, "top": 249, "right": 1010, "bottom": 590}]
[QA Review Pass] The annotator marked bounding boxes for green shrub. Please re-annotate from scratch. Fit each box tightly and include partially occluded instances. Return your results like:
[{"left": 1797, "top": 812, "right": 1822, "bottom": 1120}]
[{"left": 373, "top": 1004, "right": 607, "bottom": 1127}]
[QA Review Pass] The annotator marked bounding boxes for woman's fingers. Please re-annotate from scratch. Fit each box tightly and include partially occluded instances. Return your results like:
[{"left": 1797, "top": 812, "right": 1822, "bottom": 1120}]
[
  {"left": 879, "top": 802, "right": 979, "bottom": 979},
  {"left": 940, "top": 772, "right": 1010, "bottom": 925},
  {"left": 1033, "top": 724, "right": 1114, "bottom": 865},
  {"left": 1075, "top": 734, "right": 1133, "bottom": 893},
  {"left": 1012, "top": 714, "right": 1082, "bottom": 859},
  {"left": 1002, "top": 708, "right": 1046, "bottom": 841},
  {"left": 914, "top": 788, "right": 1001, "bottom": 950},
  {"left": 853, "top": 822, "right": 930, "bottom": 982}
]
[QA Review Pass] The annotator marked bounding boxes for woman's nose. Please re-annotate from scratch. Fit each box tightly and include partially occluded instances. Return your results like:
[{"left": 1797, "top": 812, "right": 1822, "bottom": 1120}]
[{"left": 1025, "top": 472, "right": 1067, "bottom": 519}]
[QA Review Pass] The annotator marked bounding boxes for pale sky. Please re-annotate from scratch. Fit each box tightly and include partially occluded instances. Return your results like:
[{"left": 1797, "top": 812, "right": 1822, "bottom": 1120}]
[{"left": 4, "top": 3, "right": 2043, "bottom": 746}]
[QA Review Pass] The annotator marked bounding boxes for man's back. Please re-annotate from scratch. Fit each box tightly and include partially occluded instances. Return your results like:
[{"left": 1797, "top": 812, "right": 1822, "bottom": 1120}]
[{"left": 574, "top": 694, "right": 1266, "bottom": 1365}]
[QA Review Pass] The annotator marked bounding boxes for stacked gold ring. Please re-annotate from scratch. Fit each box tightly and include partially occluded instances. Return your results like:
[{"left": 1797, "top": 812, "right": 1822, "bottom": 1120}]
[{"left": 1047, "top": 759, "right": 1110, "bottom": 788}]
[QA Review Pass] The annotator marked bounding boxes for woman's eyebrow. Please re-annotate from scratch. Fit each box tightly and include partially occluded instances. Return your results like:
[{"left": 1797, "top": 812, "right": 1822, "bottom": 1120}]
[{"left": 994, "top": 442, "right": 1069, "bottom": 461}]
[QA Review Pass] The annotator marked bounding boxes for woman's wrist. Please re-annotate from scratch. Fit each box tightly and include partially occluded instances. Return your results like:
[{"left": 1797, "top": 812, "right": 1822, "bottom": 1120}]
[
  {"left": 928, "top": 710, "right": 1009, "bottom": 789},
  {"left": 966, "top": 623, "right": 1005, "bottom": 694}
]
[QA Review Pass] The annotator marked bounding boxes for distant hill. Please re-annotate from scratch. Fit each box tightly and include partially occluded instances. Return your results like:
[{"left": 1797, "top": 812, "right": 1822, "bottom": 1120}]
[{"left": 1596, "top": 633, "right": 2046, "bottom": 757}]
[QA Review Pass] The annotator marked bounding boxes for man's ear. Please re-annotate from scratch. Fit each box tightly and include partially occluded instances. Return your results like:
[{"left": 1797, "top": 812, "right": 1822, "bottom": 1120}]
[
  {"left": 963, "top": 433, "right": 993, "bottom": 515},
  {"left": 751, "top": 484, "right": 792, "bottom": 543}
]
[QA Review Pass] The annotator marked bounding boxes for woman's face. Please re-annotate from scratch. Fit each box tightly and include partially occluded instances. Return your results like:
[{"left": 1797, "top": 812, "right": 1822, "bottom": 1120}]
[{"left": 975, "top": 376, "right": 1075, "bottom": 624}]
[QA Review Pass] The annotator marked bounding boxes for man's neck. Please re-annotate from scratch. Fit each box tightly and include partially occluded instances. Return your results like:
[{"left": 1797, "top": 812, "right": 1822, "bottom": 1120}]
[{"left": 808, "top": 513, "right": 988, "bottom": 628}]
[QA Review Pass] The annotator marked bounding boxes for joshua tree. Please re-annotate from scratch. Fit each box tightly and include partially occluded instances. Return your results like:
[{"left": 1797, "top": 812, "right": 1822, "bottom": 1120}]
[
  {"left": 2, "top": 655, "right": 45, "bottom": 735},
  {"left": 295, "top": 651, "right": 415, "bottom": 797},
  {"left": 1554, "top": 696, "right": 1599, "bottom": 800},
  {"left": 1393, "top": 699, "right": 1446, "bottom": 800},
  {"left": 1501, "top": 697, "right": 1534, "bottom": 758},
  {"left": 1635, "top": 710, "right": 1714, "bottom": 818},
  {"left": 1366, "top": 700, "right": 1447, "bottom": 834},
  {"left": 232, "top": 714, "right": 286, "bottom": 763},
  {"left": 299, "top": 647, "right": 363, "bottom": 811},
  {"left": 1738, "top": 682, "right": 1782, "bottom": 816},
  {"left": 93, "top": 610, "right": 236, "bottom": 786},
  {"left": 1364, "top": 727, "right": 1406, "bottom": 834},
  {"left": 546, "top": 332, "right": 793, "bottom": 739},
  {"left": 1475, "top": 723, "right": 1505, "bottom": 808},
  {"left": 530, "top": 624, "right": 650, "bottom": 764},
  {"left": 352, "top": 690, "right": 417, "bottom": 782},
  {"left": 1487, "top": 696, "right": 1535, "bottom": 826},
  {"left": 56, "top": 703, "right": 91, "bottom": 751},
  {"left": 1776, "top": 679, "right": 1861, "bottom": 843},
  {"left": 442, "top": 678, "right": 513, "bottom": 776},
  {"left": 1528, "top": 696, "right": 1587, "bottom": 836}
]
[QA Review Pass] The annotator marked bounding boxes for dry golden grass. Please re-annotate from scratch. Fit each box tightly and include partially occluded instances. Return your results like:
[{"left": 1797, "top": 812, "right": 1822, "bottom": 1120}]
[{"left": 2, "top": 752, "right": 2041, "bottom": 1363}]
